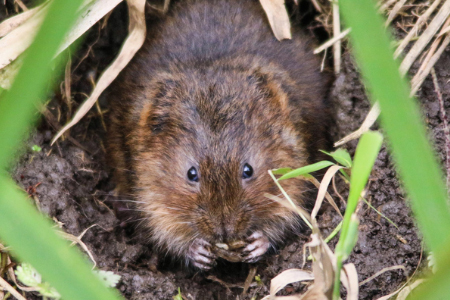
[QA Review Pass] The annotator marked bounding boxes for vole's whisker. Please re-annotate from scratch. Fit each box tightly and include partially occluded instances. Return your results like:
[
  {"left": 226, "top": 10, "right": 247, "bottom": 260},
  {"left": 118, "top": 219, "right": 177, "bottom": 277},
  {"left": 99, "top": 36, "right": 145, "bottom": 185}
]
[{"left": 107, "top": 199, "right": 147, "bottom": 204}]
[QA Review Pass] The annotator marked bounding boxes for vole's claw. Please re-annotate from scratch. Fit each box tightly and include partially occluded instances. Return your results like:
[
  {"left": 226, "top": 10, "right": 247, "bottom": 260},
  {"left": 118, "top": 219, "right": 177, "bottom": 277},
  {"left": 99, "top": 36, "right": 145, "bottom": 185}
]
[
  {"left": 188, "top": 238, "right": 216, "bottom": 270},
  {"left": 242, "top": 231, "right": 270, "bottom": 263}
]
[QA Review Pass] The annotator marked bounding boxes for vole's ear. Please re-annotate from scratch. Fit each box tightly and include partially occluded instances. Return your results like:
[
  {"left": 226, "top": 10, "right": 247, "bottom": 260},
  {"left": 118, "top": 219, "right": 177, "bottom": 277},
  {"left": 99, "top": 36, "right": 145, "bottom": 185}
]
[
  {"left": 247, "top": 66, "right": 291, "bottom": 114},
  {"left": 138, "top": 76, "right": 179, "bottom": 136}
]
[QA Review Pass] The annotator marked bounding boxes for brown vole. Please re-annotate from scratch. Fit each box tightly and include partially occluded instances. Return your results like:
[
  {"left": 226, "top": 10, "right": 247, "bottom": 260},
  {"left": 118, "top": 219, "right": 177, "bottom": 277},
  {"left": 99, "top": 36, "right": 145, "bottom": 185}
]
[{"left": 107, "top": 0, "right": 333, "bottom": 270}]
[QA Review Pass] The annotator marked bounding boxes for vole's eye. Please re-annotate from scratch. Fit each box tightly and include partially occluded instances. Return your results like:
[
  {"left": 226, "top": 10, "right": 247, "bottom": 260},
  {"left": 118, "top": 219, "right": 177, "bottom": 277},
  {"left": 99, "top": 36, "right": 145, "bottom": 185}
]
[
  {"left": 242, "top": 163, "right": 253, "bottom": 179},
  {"left": 187, "top": 167, "right": 199, "bottom": 182}
]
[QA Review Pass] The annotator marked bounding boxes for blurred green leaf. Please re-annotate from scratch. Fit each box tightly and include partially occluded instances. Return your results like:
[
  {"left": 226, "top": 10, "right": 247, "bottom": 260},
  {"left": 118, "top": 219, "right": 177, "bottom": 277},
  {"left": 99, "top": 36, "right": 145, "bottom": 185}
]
[
  {"left": 339, "top": 0, "right": 450, "bottom": 299},
  {"left": 0, "top": 0, "right": 124, "bottom": 299},
  {"left": 31, "top": 145, "right": 42, "bottom": 152}
]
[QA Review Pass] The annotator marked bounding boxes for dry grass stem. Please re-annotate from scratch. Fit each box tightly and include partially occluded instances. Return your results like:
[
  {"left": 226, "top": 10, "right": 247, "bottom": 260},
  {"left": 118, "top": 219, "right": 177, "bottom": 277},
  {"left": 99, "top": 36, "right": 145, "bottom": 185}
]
[
  {"left": 334, "top": 102, "right": 381, "bottom": 147},
  {"left": 431, "top": 68, "right": 450, "bottom": 192},
  {"left": 378, "top": 0, "right": 398, "bottom": 13},
  {"left": 310, "top": 0, "right": 323, "bottom": 13},
  {"left": 57, "top": 224, "right": 98, "bottom": 268},
  {"left": 0, "top": 276, "right": 26, "bottom": 300},
  {"left": 258, "top": 0, "right": 292, "bottom": 41},
  {"left": 242, "top": 266, "right": 257, "bottom": 295},
  {"left": 438, "top": 24, "right": 450, "bottom": 37},
  {"left": 307, "top": 176, "right": 342, "bottom": 218},
  {"left": 268, "top": 170, "right": 313, "bottom": 228},
  {"left": 64, "top": 57, "right": 73, "bottom": 119},
  {"left": 385, "top": 0, "right": 408, "bottom": 26},
  {"left": 410, "top": 13, "right": 450, "bottom": 94},
  {"left": 14, "top": 0, "right": 28, "bottom": 11},
  {"left": 1, "top": 254, "right": 38, "bottom": 292},
  {"left": 264, "top": 193, "right": 312, "bottom": 225},
  {"left": 395, "top": 279, "right": 426, "bottom": 300},
  {"left": 52, "top": 0, "right": 146, "bottom": 144},
  {"left": 332, "top": 175, "right": 346, "bottom": 204},
  {"left": 206, "top": 275, "right": 244, "bottom": 292},
  {"left": 359, "top": 265, "right": 406, "bottom": 287},
  {"left": 332, "top": 0, "right": 341, "bottom": 74},
  {"left": 311, "top": 165, "right": 344, "bottom": 220},
  {"left": 399, "top": 0, "right": 450, "bottom": 76},
  {"left": 410, "top": 32, "right": 450, "bottom": 95},
  {"left": 394, "top": 0, "right": 443, "bottom": 58},
  {"left": 314, "top": 27, "right": 351, "bottom": 54}
]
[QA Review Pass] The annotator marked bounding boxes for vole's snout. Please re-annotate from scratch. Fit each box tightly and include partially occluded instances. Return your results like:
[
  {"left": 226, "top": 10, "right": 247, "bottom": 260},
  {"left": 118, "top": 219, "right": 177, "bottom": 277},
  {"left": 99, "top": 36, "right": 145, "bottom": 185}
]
[{"left": 203, "top": 209, "right": 250, "bottom": 244}]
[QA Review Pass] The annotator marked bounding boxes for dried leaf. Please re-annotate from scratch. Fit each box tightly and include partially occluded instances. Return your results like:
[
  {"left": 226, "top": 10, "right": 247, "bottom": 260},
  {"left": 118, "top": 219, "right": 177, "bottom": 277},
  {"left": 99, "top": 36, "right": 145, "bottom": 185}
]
[
  {"left": 268, "top": 269, "right": 314, "bottom": 297},
  {"left": 314, "top": 28, "right": 351, "bottom": 54},
  {"left": 306, "top": 176, "right": 341, "bottom": 220},
  {"left": 0, "top": 0, "right": 123, "bottom": 89},
  {"left": 259, "top": 0, "right": 291, "bottom": 41},
  {"left": 0, "top": 4, "right": 44, "bottom": 38},
  {"left": 0, "top": 2, "right": 50, "bottom": 69},
  {"left": 52, "top": 0, "right": 146, "bottom": 144},
  {"left": 342, "top": 263, "right": 358, "bottom": 300},
  {"left": 56, "top": 0, "right": 123, "bottom": 56},
  {"left": 311, "top": 165, "right": 343, "bottom": 220}
]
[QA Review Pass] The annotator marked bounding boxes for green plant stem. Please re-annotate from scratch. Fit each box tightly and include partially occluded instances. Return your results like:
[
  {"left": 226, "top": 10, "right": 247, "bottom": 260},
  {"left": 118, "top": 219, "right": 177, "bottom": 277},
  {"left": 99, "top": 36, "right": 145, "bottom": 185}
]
[{"left": 324, "top": 221, "right": 342, "bottom": 244}]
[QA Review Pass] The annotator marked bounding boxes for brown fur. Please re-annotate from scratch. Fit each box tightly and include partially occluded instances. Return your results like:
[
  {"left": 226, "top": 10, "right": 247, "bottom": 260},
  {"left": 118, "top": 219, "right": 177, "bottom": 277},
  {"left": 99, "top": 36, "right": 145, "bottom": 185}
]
[{"left": 107, "top": 0, "right": 333, "bottom": 267}]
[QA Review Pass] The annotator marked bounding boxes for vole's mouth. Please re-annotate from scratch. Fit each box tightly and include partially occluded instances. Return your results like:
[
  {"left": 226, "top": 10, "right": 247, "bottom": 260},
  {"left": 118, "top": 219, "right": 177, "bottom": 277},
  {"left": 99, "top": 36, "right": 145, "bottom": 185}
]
[{"left": 212, "top": 240, "right": 247, "bottom": 263}]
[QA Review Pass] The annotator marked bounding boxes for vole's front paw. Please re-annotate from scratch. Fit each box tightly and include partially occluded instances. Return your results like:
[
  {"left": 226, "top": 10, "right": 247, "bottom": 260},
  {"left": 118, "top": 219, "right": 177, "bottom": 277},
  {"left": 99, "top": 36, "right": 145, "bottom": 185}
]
[
  {"left": 242, "top": 231, "right": 270, "bottom": 263},
  {"left": 187, "top": 238, "right": 217, "bottom": 270}
]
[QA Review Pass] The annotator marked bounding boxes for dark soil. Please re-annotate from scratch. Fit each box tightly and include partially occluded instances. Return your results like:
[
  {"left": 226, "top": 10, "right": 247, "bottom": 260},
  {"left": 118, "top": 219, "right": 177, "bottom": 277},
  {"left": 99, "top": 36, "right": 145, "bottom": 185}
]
[{"left": 4, "top": 1, "right": 449, "bottom": 299}]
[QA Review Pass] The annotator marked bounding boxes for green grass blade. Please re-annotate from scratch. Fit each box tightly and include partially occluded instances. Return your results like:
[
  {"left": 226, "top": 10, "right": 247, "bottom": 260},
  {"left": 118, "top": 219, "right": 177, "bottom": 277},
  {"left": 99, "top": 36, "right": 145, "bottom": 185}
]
[
  {"left": 339, "top": 0, "right": 450, "bottom": 255},
  {"left": 278, "top": 161, "right": 335, "bottom": 180},
  {"left": 0, "top": 176, "right": 122, "bottom": 299},
  {"left": 345, "top": 131, "right": 382, "bottom": 217},
  {"left": 0, "top": 0, "right": 77, "bottom": 169},
  {"left": 0, "top": 0, "right": 124, "bottom": 299},
  {"left": 339, "top": 0, "right": 450, "bottom": 298},
  {"left": 333, "top": 131, "right": 382, "bottom": 299},
  {"left": 271, "top": 167, "right": 293, "bottom": 175},
  {"left": 320, "top": 149, "right": 352, "bottom": 167}
]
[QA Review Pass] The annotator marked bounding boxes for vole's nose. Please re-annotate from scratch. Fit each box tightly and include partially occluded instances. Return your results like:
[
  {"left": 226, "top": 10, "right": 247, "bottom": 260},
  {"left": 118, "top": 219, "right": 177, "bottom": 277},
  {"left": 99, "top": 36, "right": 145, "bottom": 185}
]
[{"left": 211, "top": 213, "right": 244, "bottom": 243}]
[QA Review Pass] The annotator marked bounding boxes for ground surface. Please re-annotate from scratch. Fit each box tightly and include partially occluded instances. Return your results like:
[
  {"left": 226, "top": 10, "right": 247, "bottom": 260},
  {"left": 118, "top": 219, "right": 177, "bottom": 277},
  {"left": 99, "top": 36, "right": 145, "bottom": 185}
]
[{"left": 4, "top": 1, "right": 450, "bottom": 299}]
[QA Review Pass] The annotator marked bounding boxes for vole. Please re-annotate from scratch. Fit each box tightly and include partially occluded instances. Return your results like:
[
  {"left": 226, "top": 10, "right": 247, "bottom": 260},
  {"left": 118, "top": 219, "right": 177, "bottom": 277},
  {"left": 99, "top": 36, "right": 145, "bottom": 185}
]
[{"left": 107, "top": 0, "right": 333, "bottom": 270}]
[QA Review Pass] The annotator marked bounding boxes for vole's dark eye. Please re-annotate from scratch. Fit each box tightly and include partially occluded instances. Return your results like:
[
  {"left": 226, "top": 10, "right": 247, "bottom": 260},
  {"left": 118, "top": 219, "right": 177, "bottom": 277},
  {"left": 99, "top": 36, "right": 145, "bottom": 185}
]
[
  {"left": 187, "top": 167, "right": 199, "bottom": 182},
  {"left": 242, "top": 163, "right": 253, "bottom": 179}
]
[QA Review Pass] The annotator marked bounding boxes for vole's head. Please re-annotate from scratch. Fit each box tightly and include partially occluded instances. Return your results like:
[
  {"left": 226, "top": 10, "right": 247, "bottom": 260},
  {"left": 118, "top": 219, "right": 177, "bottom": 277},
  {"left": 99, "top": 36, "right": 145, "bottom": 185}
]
[{"left": 132, "top": 60, "right": 326, "bottom": 262}]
